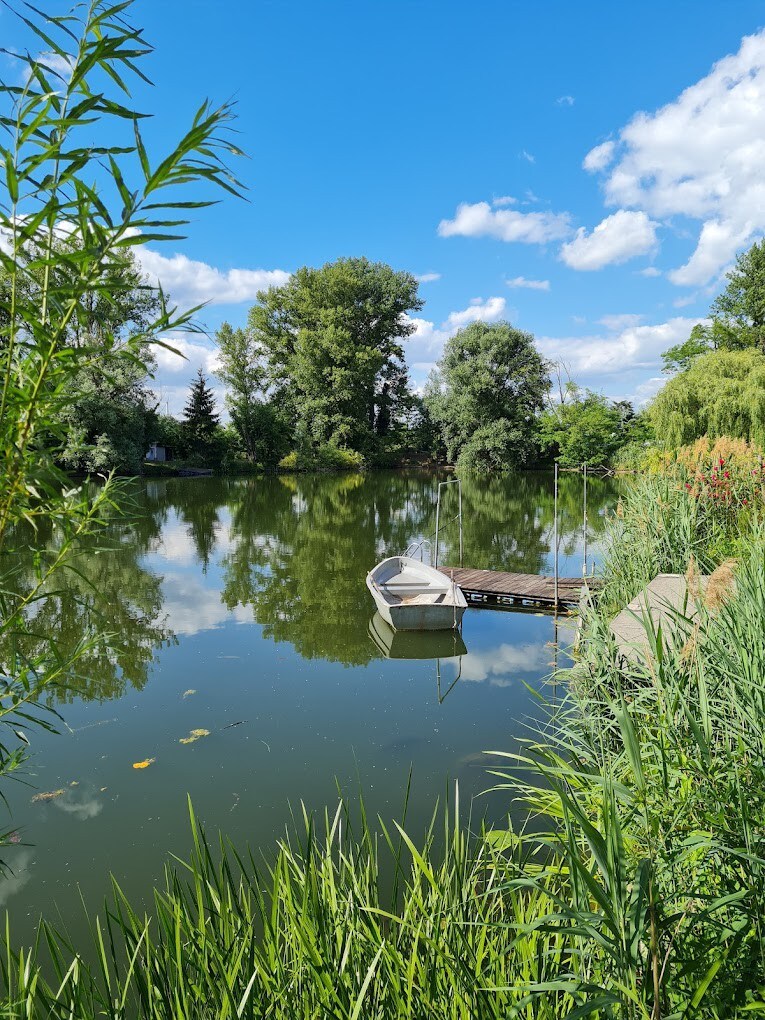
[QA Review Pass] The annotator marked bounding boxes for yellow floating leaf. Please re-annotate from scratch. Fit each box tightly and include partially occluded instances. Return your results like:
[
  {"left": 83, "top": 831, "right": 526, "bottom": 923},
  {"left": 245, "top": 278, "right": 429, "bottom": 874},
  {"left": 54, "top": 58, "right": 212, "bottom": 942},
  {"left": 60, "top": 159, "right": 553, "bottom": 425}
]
[
  {"left": 132, "top": 758, "right": 155, "bottom": 770},
  {"left": 190, "top": 729, "right": 210, "bottom": 738},
  {"left": 31, "top": 789, "right": 65, "bottom": 803},
  {"left": 183, "top": 689, "right": 196, "bottom": 698},
  {"left": 179, "top": 736, "right": 195, "bottom": 744},
  {"left": 70, "top": 780, "right": 79, "bottom": 787}
]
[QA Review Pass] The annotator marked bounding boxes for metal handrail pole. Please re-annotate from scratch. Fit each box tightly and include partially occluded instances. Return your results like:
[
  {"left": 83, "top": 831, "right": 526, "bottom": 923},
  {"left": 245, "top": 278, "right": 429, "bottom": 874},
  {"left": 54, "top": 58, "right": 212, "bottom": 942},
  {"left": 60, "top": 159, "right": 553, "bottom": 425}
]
[
  {"left": 582, "top": 462, "right": 588, "bottom": 578},
  {"left": 458, "top": 478, "right": 463, "bottom": 567},
  {"left": 434, "top": 485, "right": 441, "bottom": 568},
  {"left": 553, "top": 462, "right": 559, "bottom": 606}
]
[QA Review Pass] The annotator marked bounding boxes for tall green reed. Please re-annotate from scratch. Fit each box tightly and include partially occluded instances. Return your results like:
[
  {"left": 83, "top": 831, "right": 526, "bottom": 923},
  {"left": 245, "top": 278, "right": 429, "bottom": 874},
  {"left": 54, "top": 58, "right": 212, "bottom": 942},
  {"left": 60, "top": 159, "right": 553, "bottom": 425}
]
[
  {"left": 487, "top": 497, "right": 765, "bottom": 1016},
  {"left": 1, "top": 796, "right": 575, "bottom": 1019}
]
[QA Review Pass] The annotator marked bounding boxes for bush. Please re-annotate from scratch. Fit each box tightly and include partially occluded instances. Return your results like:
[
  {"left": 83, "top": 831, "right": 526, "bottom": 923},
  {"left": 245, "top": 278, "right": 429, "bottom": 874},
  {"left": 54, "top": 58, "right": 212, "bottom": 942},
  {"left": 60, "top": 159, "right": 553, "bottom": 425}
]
[
  {"left": 279, "top": 443, "right": 365, "bottom": 473},
  {"left": 613, "top": 435, "right": 764, "bottom": 476}
]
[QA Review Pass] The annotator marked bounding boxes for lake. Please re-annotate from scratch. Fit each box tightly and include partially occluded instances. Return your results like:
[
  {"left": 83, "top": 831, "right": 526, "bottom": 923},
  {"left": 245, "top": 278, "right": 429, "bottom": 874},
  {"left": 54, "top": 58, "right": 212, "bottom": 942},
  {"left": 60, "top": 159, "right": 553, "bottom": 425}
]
[{"left": 1, "top": 470, "right": 620, "bottom": 946}]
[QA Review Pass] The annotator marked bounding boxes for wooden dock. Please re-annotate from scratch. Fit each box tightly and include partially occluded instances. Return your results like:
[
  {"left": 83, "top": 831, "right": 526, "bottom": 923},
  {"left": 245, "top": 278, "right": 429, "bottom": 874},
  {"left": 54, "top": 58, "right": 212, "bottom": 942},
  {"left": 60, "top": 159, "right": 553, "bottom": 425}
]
[{"left": 437, "top": 566, "right": 598, "bottom": 609}]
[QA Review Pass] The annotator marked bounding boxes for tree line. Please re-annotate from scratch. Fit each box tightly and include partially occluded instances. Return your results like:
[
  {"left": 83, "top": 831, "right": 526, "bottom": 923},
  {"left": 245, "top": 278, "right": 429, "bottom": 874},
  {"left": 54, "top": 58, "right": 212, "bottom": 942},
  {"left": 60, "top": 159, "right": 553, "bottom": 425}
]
[
  {"left": 201, "top": 256, "right": 646, "bottom": 472},
  {"left": 17, "top": 238, "right": 765, "bottom": 477}
]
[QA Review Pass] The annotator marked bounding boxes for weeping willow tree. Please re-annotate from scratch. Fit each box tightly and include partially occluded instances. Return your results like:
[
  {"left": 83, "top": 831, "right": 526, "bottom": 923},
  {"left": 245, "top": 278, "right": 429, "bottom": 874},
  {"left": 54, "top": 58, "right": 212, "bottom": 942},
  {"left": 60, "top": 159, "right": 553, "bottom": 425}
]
[
  {"left": 0, "top": 0, "right": 242, "bottom": 843},
  {"left": 650, "top": 348, "right": 765, "bottom": 448}
]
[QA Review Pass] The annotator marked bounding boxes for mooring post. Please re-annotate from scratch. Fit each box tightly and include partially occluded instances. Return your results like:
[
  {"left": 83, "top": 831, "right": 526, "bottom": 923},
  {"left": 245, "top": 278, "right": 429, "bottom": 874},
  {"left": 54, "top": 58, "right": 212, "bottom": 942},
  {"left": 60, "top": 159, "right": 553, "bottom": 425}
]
[
  {"left": 553, "top": 461, "right": 559, "bottom": 607},
  {"left": 582, "top": 462, "right": 588, "bottom": 577}
]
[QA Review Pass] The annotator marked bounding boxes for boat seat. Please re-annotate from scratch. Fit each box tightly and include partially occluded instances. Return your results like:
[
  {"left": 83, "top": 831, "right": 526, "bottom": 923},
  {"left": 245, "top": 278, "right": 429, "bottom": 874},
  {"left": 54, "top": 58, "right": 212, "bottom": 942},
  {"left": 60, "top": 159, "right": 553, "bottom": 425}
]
[{"left": 381, "top": 582, "right": 450, "bottom": 595}]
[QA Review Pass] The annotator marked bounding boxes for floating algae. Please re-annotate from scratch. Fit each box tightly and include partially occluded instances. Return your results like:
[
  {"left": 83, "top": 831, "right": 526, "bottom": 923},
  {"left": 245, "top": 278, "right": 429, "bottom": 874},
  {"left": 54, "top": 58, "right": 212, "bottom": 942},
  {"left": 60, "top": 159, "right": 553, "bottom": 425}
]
[
  {"left": 179, "top": 728, "right": 210, "bottom": 745},
  {"left": 132, "top": 758, "right": 156, "bottom": 769},
  {"left": 31, "top": 789, "right": 65, "bottom": 803}
]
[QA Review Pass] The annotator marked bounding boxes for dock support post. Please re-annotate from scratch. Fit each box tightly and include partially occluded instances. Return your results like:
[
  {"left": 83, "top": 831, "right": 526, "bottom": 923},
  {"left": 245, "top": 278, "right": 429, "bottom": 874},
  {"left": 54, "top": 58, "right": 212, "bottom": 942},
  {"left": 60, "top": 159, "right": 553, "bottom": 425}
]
[
  {"left": 553, "top": 462, "right": 559, "bottom": 607},
  {"left": 582, "top": 462, "right": 588, "bottom": 577}
]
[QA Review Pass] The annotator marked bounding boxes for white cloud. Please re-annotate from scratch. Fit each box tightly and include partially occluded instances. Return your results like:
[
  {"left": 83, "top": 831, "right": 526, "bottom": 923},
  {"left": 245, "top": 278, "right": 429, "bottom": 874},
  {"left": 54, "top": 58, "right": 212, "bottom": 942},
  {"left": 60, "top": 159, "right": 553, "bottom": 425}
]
[
  {"left": 633, "top": 376, "right": 667, "bottom": 405},
  {"left": 668, "top": 220, "right": 751, "bottom": 287},
  {"left": 560, "top": 210, "right": 658, "bottom": 270},
  {"left": 506, "top": 276, "right": 550, "bottom": 291},
  {"left": 460, "top": 642, "right": 550, "bottom": 683},
  {"left": 557, "top": 95, "right": 575, "bottom": 107},
  {"left": 594, "top": 30, "right": 765, "bottom": 285},
  {"left": 583, "top": 140, "right": 616, "bottom": 172},
  {"left": 438, "top": 201, "right": 571, "bottom": 244},
  {"left": 444, "top": 296, "right": 506, "bottom": 330},
  {"left": 137, "top": 249, "right": 290, "bottom": 307},
  {"left": 639, "top": 266, "right": 662, "bottom": 277},
  {"left": 537, "top": 316, "right": 704, "bottom": 376},
  {"left": 0, "top": 849, "right": 34, "bottom": 908},
  {"left": 520, "top": 150, "right": 536, "bottom": 163},
  {"left": 404, "top": 316, "right": 452, "bottom": 355},
  {"left": 492, "top": 195, "right": 517, "bottom": 207},
  {"left": 160, "top": 571, "right": 252, "bottom": 636},
  {"left": 414, "top": 272, "right": 441, "bottom": 283},
  {"left": 598, "top": 313, "right": 644, "bottom": 330},
  {"left": 154, "top": 334, "right": 220, "bottom": 376}
]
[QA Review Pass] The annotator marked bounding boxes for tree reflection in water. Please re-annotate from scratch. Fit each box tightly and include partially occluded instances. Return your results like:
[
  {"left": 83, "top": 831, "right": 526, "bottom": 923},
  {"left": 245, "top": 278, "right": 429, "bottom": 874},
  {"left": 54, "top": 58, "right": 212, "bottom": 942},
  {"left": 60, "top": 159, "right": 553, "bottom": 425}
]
[
  {"left": 219, "top": 471, "right": 621, "bottom": 664},
  {"left": 3, "top": 471, "right": 622, "bottom": 703}
]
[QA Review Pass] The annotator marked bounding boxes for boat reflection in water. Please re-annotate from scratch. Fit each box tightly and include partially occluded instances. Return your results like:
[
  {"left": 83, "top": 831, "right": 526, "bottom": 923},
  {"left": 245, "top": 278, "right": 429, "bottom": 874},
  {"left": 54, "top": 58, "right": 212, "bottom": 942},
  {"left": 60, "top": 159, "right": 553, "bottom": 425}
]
[{"left": 368, "top": 612, "right": 467, "bottom": 702}]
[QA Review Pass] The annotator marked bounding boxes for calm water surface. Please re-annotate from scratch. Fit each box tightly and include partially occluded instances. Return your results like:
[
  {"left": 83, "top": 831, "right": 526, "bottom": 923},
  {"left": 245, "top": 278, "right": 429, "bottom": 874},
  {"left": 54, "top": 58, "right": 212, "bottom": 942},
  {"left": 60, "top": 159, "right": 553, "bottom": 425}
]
[{"left": 2, "top": 470, "right": 620, "bottom": 944}]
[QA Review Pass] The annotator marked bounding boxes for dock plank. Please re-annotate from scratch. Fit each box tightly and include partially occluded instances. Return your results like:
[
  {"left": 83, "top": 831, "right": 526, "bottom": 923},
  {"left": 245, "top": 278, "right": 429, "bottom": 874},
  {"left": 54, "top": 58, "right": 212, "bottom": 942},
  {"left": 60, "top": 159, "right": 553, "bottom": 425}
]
[{"left": 437, "top": 566, "right": 598, "bottom": 608}]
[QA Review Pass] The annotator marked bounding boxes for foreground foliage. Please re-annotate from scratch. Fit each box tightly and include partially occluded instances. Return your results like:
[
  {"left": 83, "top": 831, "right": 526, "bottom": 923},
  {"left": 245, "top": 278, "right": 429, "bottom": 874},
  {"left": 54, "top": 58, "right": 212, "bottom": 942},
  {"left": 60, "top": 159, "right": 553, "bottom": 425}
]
[{"left": 0, "top": 0, "right": 239, "bottom": 853}]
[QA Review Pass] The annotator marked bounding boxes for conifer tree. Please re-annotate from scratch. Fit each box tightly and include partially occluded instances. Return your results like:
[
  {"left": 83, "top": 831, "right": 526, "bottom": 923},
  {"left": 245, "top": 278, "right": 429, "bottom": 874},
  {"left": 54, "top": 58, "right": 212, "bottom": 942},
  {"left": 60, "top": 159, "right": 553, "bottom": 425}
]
[{"left": 182, "top": 369, "right": 219, "bottom": 457}]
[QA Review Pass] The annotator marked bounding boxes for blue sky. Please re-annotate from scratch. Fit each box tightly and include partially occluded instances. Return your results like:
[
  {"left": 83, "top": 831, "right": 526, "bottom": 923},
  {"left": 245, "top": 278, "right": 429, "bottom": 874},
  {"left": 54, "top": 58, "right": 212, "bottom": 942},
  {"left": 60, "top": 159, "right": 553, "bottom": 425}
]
[{"left": 5, "top": 0, "right": 765, "bottom": 414}]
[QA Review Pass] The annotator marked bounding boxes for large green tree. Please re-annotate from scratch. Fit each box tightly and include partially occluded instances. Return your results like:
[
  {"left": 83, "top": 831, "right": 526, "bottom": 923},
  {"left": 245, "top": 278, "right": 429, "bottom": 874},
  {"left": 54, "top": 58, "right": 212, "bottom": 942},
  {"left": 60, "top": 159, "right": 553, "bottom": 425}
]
[
  {"left": 425, "top": 321, "right": 549, "bottom": 472},
  {"left": 247, "top": 257, "right": 422, "bottom": 457},
  {"left": 662, "top": 240, "right": 765, "bottom": 372},
  {"left": 651, "top": 348, "right": 765, "bottom": 447}
]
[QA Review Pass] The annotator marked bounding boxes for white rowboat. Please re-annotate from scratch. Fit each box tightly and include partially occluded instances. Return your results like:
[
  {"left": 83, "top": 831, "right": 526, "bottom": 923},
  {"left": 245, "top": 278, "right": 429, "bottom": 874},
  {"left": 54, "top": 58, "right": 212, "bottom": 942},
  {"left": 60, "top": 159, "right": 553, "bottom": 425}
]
[{"left": 366, "top": 556, "right": 467, "bottom": 632}]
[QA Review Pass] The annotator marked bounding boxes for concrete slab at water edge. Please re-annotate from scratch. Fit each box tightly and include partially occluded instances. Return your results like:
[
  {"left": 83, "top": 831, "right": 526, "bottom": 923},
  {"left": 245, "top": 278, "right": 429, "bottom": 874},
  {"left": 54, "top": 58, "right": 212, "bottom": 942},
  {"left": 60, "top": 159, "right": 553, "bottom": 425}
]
[{"left": 609, "top": 573, "right": 709, "bottom": 663}]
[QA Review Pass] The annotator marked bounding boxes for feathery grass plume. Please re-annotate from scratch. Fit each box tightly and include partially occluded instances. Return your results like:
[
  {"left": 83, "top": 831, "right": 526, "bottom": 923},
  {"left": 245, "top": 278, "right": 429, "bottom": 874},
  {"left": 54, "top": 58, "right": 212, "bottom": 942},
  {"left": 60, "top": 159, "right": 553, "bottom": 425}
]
[
  {"left": 685, "top": 553, "right": 701, "bottom": 601},
  {"left": 703, "top": 557, "right": 737, "bottom": 611}
]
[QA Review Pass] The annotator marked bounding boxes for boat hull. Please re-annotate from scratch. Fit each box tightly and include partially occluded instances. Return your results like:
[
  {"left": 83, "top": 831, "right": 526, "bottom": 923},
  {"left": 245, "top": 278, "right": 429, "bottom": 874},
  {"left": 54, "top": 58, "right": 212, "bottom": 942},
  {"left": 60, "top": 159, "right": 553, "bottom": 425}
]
[
  {"left": 368, "top": 613, "right": 468, "bottom": 657},
  {"left": 366, "top": 556, "right": 467, "bottom": 632}
]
